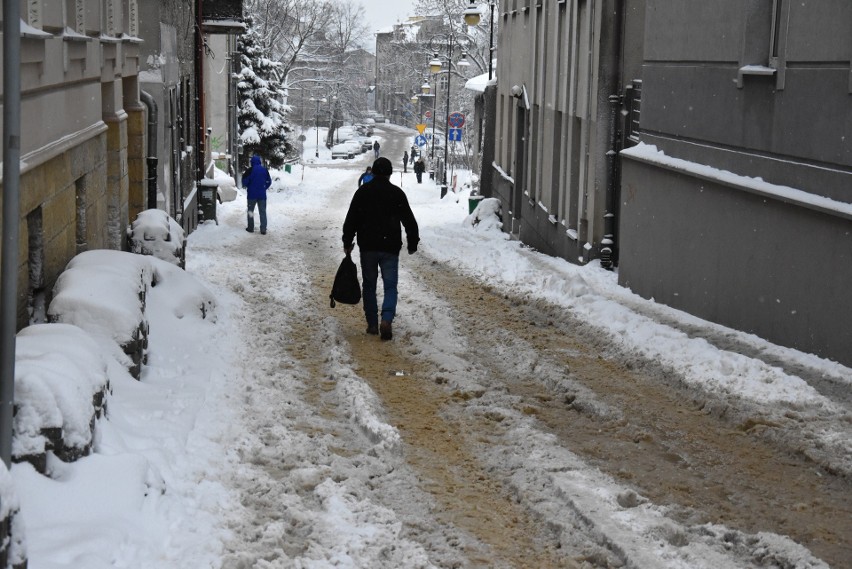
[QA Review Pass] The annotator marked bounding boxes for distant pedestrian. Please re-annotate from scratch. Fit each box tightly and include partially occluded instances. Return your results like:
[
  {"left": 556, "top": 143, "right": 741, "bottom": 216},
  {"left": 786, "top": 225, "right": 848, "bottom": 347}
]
[
  {"left": 358, "top": 166, "right": 374, "bottom": 187},
  {"left": 343, "top": 157, "right": 419, "bottom": 341},
  {"left": 410, "top": 146, "right": 417, "bottom": 164},
  {"left": 373, "top": 140, "right": 381, "bottom": 158},
  {"left": 414, "top": 157, "right": 425, "bottom": 184},
  {"left": 402, "top": 151, "right": 409, "bottom": 173},
  {"left": 242, "top": 155, "right": 272, "bottom": 234}
]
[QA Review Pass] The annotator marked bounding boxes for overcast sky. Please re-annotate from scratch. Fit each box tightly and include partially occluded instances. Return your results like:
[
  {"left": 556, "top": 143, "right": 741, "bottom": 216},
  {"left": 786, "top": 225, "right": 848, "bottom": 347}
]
[{"left": 362, "top": 0, "right": 417, "bottom": 35}]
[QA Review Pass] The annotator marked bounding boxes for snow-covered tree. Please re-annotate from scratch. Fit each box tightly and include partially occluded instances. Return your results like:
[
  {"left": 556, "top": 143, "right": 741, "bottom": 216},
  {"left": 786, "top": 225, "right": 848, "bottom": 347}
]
[{"left": 236, "top": 20, "right": 294, "bottom": 169}]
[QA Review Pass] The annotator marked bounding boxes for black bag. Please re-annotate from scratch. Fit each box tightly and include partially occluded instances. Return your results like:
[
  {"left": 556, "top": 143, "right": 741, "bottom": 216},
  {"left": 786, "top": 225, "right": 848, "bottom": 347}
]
[{"left": 330, "top": 253, "right": 361, "bottom": 307}]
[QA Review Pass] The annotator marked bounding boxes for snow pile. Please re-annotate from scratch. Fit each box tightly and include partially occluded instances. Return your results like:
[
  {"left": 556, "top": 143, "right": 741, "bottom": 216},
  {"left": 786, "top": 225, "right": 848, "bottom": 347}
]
[
  {"left": 0, "top": 462, "right": 26, "bottom": 568},
  {"left": 13, "top": 324, "right": 110, "bottom": 469},
  {"left": 127, "top": 209, "right": 186, "bottom": 268},
  {"left": 48, "top": 250, "right": 151, "bottom": 376},
  {"left": 463, "top": 197, "right": 504, "bottom": 233},
  {"left": 13, "top": 249, "right": 228, "bottom": 568}
]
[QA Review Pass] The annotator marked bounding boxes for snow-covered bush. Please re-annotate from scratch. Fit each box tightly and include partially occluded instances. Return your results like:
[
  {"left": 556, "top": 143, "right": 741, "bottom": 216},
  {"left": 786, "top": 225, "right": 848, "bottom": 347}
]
[
  {"left": 127, "top": 209, "right": 186, "bottom": 269},
  {"left": 0, "top": 462, "right": 26, "bottom": 568},
  {"left": 149, "top": 255, "right": 217, "bottom": 323},
  {"left": 13, "top": 324, "right": 110, "bottom": 471},
  {"left": 463, "top": 197, "right": 504, "bottom": 232},
  {"left": 48, "top": 250, "right": 151, "bottom": 379}
]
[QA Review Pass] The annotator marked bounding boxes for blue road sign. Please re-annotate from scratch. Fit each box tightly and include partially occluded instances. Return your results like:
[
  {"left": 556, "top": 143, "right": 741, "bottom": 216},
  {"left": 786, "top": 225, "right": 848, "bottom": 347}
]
[
  {"left": 414, "top": 135, "right": 428, "bottom": 147},
  {"left": 448, "top": 128, "right": 463, "bottom": 142}
]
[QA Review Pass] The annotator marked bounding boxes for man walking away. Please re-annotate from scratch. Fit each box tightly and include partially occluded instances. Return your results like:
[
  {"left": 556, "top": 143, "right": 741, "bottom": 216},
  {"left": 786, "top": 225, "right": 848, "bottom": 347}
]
[
  {"left": 402, "top": 151, "right": 409, "bottom": 173},
  {"left": 373, "top": 140, "right": 381, "bottom": 158},
  {"left": 342, "top": 157, "right": 419, "bottom": 341},
  {"left": 358, "top": 166, "right": 373, "bottom": 187},
  {"left": 242, "top": 155, "right": 272, "bottom": 234},
  {"left": 414, "top": 157, "right": 425, "bottom": 184}
]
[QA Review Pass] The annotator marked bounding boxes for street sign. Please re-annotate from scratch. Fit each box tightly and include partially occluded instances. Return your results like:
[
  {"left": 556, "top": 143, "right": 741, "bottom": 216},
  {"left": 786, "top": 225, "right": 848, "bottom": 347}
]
[
  {"left": 414, "top": 135, "right": 428, "bottom": 147},
  {"left": 416, "top": 124, "right": 427, "bottom": 134},
  {"left": 448, "top": 128, "right": 463, "bottom": 142},
  {"left": 425, "top": 110, "right": 432, "bottom": 119},
  {"left": 448, "top": 112, "right": 465, "bottom": 128}
]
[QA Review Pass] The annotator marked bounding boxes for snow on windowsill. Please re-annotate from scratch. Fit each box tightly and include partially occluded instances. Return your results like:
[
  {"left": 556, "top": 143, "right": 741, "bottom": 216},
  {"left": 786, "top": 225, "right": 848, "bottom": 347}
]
[
  {"left": 492, "top": 162, "right": 514, "bottom": 185},
  {"left": 621, "top": 143, "right": 852, "bottom": 220},
  {"left": 20, "top": 20, "right": 52, "bottom": 39}
]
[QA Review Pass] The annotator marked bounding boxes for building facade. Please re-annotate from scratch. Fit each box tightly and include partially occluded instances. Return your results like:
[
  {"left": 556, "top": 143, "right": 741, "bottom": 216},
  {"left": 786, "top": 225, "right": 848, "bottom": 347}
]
[
  {"left": 618, "top": 0, "right": 852, "bottom": 365},
  {"left": 1, "top": 0, "right": 145, "bottom": 327},
  {"left": 489, "top": 0, "right": 624, "bottom": 264},
  {"left": 137, "top": 0, "right": 200, "bottom": 232}
]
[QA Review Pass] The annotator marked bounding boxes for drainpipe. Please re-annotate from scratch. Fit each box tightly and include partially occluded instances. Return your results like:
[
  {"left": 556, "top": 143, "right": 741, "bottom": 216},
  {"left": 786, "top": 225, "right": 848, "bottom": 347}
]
[
  {"left": 140, "top": 90, "right": 159, "bottom": 210},
  {"left": 195, "top": 0, "right": 206, "bottom": 182},
  {"left": 1, "top": 0, "right": 22, "bottom": 467},
  {"left": 601, "top": 0, "right": 625, "bottom": 271}
]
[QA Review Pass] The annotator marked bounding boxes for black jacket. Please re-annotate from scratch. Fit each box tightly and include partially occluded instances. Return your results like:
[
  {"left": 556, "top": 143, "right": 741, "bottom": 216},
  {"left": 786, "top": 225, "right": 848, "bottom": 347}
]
[{"left": 342, "top": 177, "right": 419, "bottom": 254}]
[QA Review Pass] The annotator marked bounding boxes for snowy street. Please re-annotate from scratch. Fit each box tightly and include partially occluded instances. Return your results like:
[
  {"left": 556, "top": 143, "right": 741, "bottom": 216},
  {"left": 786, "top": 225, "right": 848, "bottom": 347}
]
[
  {"left": 12, "top": 125, "right": 850, "bottom": 569},
  {"left": 187, "top": 125, "right": 850, "bottom": 568}
]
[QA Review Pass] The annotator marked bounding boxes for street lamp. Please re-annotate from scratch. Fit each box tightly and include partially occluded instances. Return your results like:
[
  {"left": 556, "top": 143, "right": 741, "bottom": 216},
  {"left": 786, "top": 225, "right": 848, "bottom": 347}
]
[
  {"left": 464, "top": 0, "right": 496, "bottom": 81},
  {"left": 428, "top": 33, "right": 472, "bottom": 197},
  {"left": 309, "top": 96, "right": 327, "bottom": 158}
]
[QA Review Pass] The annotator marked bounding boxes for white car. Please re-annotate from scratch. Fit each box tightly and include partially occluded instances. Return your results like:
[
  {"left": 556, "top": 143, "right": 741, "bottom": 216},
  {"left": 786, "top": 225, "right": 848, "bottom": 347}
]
[
  {"left": 351, "top": 136, "right": 373, "bottom": 152},
  {"left": 331, "top": 140, "right": 362, "bottom": 159},
  {"left": 331, "top": 143, "right": 355, "bottom": 159}
]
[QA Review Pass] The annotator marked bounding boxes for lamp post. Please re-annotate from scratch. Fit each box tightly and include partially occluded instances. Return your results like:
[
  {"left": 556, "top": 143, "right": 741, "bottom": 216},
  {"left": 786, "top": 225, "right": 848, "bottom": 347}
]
[
  {"left": 428, "top": 33, "right": 472, "bottom": 196},
  {"left": 464, "top": 0, "right": 496, "bottom": 81},
  {"left": 309, "top": 96, "right": 326, "bottom": 158}
]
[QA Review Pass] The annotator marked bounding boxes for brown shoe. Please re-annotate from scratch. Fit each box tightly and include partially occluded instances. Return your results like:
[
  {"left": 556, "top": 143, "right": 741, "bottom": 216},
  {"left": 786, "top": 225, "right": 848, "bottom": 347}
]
[
  {"left": 366, "top": 324, "right": 379, "bottom": 335},
  {"left": 379, "top": 320, "right": 392, "bottom": 341}
]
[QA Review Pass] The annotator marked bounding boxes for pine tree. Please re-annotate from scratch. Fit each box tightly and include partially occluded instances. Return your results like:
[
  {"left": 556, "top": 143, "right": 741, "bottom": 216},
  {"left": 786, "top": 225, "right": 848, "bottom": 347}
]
[{"left": 236, "top": 21, "right": 294, "bottom": 169}]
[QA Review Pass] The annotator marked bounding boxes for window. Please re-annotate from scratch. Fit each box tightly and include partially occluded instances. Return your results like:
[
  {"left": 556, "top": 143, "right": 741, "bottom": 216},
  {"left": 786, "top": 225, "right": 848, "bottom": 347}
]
[
  {"left": 76, "top": 176, "right": 88, "bottom": 254},
  {"left": 769, "top": 0, "right": 783, "bottom": 68},
  {"left": 27, "top": 208, "right": 47, "bottom": 325}
]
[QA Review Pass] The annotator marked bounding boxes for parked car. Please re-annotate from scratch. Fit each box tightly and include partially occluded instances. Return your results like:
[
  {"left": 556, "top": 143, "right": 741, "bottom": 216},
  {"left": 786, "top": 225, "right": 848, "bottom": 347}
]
[
  {"left": 354, "top": 123, "right": 374, "bottom": 137},
  {"left": 342, "top": 139, "right": 365, "bottom": 154},
  {"left": 331, "top": 140, "right": 362, "bottom": 159},
  {"left": 331, "top": 143, "right": 355, "bottom": 159},
  {"left": 351, "top": 136, "right": 373, "bottom": 152}
]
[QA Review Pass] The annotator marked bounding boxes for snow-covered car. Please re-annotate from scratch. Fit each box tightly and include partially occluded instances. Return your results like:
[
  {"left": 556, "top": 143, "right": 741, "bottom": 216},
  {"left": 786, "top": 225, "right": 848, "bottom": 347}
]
[
  {"left": 351, "top": 136, "right": 373, "bottom": 152},
  {"left": 331, "top": 141, "right": 361, "bottom": 159},
  {"left": 354, "top": 123, "right": 374, "bottom": 137}
]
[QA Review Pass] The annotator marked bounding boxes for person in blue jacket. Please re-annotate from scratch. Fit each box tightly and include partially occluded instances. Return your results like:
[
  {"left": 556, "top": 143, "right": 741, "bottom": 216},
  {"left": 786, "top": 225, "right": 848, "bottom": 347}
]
[
  {"left": 242, "top": 155, "right": 272, "bottom": 234},
  {"left": 358, "top": 166, "right": 374, "bottom": 187}
]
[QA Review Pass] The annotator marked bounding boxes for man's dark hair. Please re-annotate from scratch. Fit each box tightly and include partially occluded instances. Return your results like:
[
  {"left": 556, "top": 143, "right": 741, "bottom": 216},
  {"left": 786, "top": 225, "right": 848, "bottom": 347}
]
[{"left": 372, "top": 157, "right": 392, "bottom": 177}]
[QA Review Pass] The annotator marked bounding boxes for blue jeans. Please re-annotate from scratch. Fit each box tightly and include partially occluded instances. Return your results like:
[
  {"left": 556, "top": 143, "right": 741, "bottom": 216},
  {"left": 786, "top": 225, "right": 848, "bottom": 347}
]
[
  {"left": 359, "top": 251, "right": 399, "bottom": 326},
  {"left": 247, "top": 199, "right": 267, "bottom": 232}
]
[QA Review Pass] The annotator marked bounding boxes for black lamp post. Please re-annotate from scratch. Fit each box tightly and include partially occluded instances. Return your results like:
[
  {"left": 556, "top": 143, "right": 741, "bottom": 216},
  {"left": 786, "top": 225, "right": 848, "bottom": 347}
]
[
  {"left": 309, "top": 96, "right": 326, "bottom": 158},
  {"left": 464, "top": 0, "right": 496, "bottom": 81},
  {"left": 428, "top": 33, "right": 472, "bottom": 197}
]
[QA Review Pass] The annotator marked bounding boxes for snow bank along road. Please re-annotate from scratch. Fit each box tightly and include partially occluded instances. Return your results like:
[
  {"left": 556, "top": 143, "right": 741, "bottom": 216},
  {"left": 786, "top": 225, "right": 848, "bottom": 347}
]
[{"left": 190, "top": 126, "right": 850, "bottom": 568}]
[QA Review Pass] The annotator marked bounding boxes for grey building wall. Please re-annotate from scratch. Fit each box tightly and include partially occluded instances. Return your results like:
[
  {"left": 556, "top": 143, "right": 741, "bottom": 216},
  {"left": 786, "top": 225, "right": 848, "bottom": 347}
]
[
  {"left": 618, "top": 0, "right": 852, "bottom": 365},
  {"left": 490, "top": 0, "right": 624, "bottom": 264}
]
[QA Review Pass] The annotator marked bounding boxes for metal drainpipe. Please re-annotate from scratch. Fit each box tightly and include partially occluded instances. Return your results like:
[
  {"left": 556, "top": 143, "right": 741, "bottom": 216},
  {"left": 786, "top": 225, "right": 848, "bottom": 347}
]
[
  {"left": 1, "top": 0, "right": 22, "bottom": 467},
  {"left": 140, "top": 90, "right": 159, "bottom": 210},
  {"left": 602, "top": 0, "right": 625, "bottom": 271}
]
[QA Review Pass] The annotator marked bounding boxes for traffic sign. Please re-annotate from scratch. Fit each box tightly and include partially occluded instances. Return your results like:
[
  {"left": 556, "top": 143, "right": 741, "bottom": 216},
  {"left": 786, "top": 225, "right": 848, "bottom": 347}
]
[
  {"left": 448, "top": 128, "right": 463, "bottom": 142},
  {"left": 414, "top": 135, "right": 428, "bottom": 147},
  {"left": 448, "top": 112, "right": 465, "bottom": 128},
  {"left": 416, "top": 124, "right": 427, "bottom": 134},
  {"left": 425, "top": 110, "right": 432, "bottom": 119}
]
